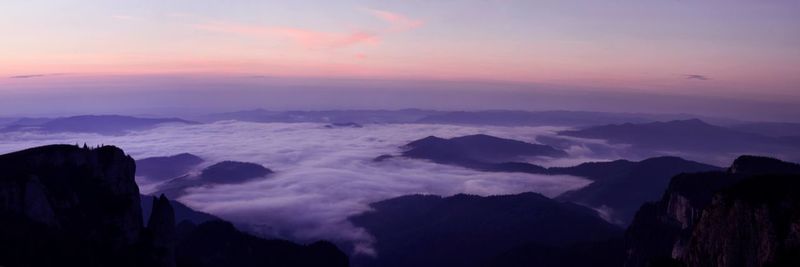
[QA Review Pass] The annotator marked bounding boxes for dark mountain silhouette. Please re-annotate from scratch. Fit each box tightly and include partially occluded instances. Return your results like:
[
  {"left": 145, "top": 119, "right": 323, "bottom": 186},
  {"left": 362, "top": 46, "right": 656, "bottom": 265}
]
[
  {"left": 399, "top": 134, "right": 566, "bottom": 170},
  {"left": 482, "top": 238, "right": 625, "bottom": 267},
  {"left": 559, "top": 119, "right": 799, "bottom": 157},
  {"left": 201, "top": 109, "right": 753, "bottom": 127},
  {"left": 349, "top": 192, "right": 622, "bottom": 267},
  {"left": 624, "top": 155, "right": 800, "bottom": 267},
  {"left": 141, "top": 195, "right": 219, "bottom": 225},
  {"left": 0, "top": 144, "right": 347, "bottom": 267},
  {"left": 325, "top": 122, "right": 364, "bottom": 128},
  {"left": 416, "top": 110, "right": 657, "bottom": 126},
  {"left": 414, "top": 110, "right": 743, "bottom": 127},
  {"left": 0, "top": 115, "right": 196, "bottom": 135},
  {"left": 0, "top": 144, "right": 172, "bottom": 266},
  {"left": 393, "top": 135, "right": 719, "bottom": 225},
  {"left": 154, "top": 161, "right": 273, "bottom": 199},
  {"left": 175, "top": 220, "right": 349, "bottom": 267},
  {"left": 137, "top": 153, "right": 204, "bottom": 182},
  {"left": 553, "top": 157, "right": 721, "bottom": 225},
  {"left": 728, "top": 121, "right": 800, "bottom": 138},
  {"left": 199, "top": 161, "right": 272, "bottom": 183}
]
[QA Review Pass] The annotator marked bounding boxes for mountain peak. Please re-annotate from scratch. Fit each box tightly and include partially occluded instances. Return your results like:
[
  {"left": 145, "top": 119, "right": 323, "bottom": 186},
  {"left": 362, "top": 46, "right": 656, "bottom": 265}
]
[{"left": 728, "top": 155, "right": 800, "bottom": 175}]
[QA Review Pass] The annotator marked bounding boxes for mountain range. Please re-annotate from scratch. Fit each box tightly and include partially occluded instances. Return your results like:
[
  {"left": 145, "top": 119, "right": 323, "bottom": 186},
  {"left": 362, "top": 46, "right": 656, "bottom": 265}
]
[
  {"left": 390, "top": 134, "right": 722, "bottom": 224},
  {"left": 559, "top": 119, "right": 800, "bottom": 162},
  {"left": 353, "top": 155, "right": 800, "bottom": 267},
  {"left": 0, "top": 115, "right": 196, "bottom": 135}
]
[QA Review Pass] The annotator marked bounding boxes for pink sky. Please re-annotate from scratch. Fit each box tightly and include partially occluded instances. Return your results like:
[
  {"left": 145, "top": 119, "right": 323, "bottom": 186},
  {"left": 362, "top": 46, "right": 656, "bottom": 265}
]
[{"left": 1, "top": 1, "right": 798, "bottom": 98}]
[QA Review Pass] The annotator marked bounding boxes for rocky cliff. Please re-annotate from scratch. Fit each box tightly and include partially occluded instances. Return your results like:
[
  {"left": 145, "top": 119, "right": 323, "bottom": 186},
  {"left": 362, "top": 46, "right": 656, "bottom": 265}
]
[
  {"left": 0, "top": 144, "right": 173, "bottom": 267},
  {"left": 624, "top": 155, "right": 800, "bottom": 267},
  {"left": 0, "top": 144, "right": 347, "bottom": 267}
]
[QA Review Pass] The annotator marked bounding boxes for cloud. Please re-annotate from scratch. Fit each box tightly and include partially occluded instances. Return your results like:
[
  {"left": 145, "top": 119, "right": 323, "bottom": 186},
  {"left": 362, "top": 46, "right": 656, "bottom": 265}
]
[
  {"left": 194, "top": 22, "right": 379, "bottom": 49},
  {"left": 685, "top": 74, "right": 710, "bottom": 81},
  {"left": 192, "top": 9, "right": 419, "bottom": 50},
  {"left": 0, "top": 122, "right": 595, "bottom": 255},
  {"left": 365, "top": 8, "right": 424, "bottom": 32},
  {"left": 8, "top": 73, "right": 66, "bottom": 79}
]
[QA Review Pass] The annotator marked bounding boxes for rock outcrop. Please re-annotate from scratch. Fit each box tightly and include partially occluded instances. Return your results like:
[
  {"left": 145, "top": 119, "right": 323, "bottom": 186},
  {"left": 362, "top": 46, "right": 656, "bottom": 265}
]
[
  {"left": 0, "top": 144, "right": 154, "bottom": 266},
  {"left": 624, "top": 155, "right": 800, "bottom": 267},
  {"left": 0, "top": 144, "right": 348, "bottom": 267},
  {"left": 683, "top": 174, "right": 800, "bottom": 266}
]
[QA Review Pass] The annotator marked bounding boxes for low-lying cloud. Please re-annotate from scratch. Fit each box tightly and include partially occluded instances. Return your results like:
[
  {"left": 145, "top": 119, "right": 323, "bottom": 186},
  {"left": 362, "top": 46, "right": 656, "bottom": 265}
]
[{"left": 0, "top": 122, "right": 602, "bottom": 254}]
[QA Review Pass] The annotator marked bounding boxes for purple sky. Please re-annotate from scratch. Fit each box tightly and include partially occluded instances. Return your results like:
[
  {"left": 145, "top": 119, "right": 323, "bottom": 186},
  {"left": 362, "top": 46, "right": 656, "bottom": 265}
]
[{"left": 1, "top": 1, "right": 798, "bottom": 119}]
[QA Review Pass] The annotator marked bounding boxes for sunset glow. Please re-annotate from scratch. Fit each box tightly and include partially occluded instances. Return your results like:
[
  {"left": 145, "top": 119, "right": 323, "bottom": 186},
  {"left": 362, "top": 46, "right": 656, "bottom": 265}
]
[{"left": 2, "top": 1, "right": 798, "bottom": 96}]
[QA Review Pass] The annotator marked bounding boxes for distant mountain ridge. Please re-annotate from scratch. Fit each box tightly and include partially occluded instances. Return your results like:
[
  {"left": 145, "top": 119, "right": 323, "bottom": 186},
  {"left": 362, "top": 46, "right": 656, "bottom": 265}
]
[
  {"left": 1, "top": 115, "right": 196, "bottom": 135},
  {"left": 559, "top": 119, "right": 800, "bottom": 158},
  {"left": 203, "top": 109, "right": 439, "bottom": 124},
  {"left": 201, "top": 109, "right": 759, "bottom": 127}
]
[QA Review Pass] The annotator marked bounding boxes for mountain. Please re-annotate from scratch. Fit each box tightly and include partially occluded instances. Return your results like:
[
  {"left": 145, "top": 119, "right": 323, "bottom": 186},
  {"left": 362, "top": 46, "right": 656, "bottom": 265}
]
[
  {"left": 416, "top": 110, "right": 656, "bottom": 126},
  {"left": 349, "top": 192, "right": 622, "bottom": 267},
  {"left": 325, "top": 122, "right": 364, "bottom": 128},
  {"left": 559, "top": 119, "right": 798, "bottom": 156},
  {"left": 137, "top": 153, "right": 204, "bottom": 182},
  {"left": 141, "top": 195, "right": 219, "bottom": 225},
  {"left": 0, "top": 144, "right": 171, "bottom": 266},
  {"left": 683, "top": 174, "right": 800, "bottom": 266},
  {"left": 394, "top": 135, "right": 721, "bottom": 225},
  {"left": 197, "top": 161, "right": 272, "bottom": 184},
  {"left": 728, "top": 121, "right": 800, "bottom": 138},
  {"left": 0, "top": 115, "right": 196, "bottom": 135},
  {"left": 553, "top": 157, "right": 721, "bottom": 225},
  {"left": 397, "top": 134, "right": 566, "bottom": 170},
  {"left": 414, "top": 110, "right": 744, "bottom": 127},
  {"left": 482, "top": 238, "right": 625, "bottom": 267},
  {"left": 154, "top": 161, "right": 273, "bottom": 199},
  {"left": 624, "top": 155, "right": 800, "bottom": 267},
  {"left": 175, "top": 220, "right": 349, "bottom": 267},
  {"left": 203, "top": 109, "right": 439, "bottom": 124},
  {"left": 0, "top": 144, "right": 347, "bottom": 267}
]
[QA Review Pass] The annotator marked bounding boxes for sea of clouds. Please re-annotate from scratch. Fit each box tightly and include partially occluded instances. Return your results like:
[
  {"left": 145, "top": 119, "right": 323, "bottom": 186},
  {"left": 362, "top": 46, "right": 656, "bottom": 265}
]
[{"left": 0, "top": 121, "right": 630, "bottom": 255}]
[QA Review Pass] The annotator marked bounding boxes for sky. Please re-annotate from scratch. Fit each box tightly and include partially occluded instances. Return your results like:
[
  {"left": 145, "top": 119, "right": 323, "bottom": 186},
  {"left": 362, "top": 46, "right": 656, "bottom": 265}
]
[{"left": 1, "top": 1, "right": 799, "bottom": 118}]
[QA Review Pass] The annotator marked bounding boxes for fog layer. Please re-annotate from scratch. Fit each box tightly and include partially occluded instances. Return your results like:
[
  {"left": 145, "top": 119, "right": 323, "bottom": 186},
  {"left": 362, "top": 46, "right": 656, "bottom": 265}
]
[{"left": 0, "top": 121, "right": 598, "bottom": 254}]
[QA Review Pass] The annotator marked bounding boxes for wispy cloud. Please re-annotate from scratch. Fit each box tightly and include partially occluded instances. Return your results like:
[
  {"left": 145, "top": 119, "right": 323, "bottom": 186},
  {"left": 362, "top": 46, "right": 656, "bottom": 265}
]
[
  {"left": 685, "top": 74, "right": 710, "bottom": 81},
  {"left": 194, "top": 22, "right": 379, "bottom": 49},
  {"left": 8, "top": 73, "right": 66, "bottom": 79},
  {"left": 365, "top": 8, "right": 424, "bottom": 32}
]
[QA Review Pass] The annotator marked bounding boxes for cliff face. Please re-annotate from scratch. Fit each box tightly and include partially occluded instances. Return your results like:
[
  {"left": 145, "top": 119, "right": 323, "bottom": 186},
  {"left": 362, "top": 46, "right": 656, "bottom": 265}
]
[
  {"left": 684, "top": 175, "right": 800, "bottom": 267},
  {"left": 0, "top": 144, "right": 157, "bottom": 267},
  {"left": 0, "top": 144, "right": 348, "bottom": 267},
  {"left": 624, "top": 156, "right": 800, "bottom": 267}
]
